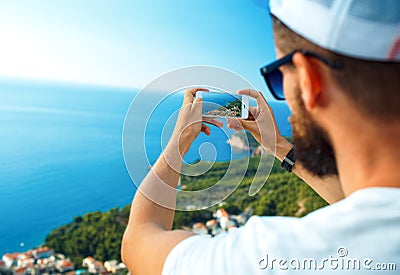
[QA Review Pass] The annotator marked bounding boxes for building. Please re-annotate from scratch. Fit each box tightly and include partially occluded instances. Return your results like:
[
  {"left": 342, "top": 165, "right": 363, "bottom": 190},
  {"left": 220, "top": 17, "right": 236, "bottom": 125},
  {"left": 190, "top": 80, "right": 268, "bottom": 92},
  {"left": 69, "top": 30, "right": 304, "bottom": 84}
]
[
  {"left": 231, "top": 207, "right": 254, "bottom": 226},
  {"left": 17, "top": 256, "right": 34, "bottom": 269},
  {"left": 82, "top": 257, "right": 95, "bottom": 273},
  {"left": 192, "top": 222, "right": 209, "bottom": 235},
  {"left": 82, "top": 256, "right": 105, "bottom": 274},
  {"left": 56, "top": 259, "right": 74, "bottom": 273},
  {"left": 1, "top": 248, "right": 76, "bottom": 275},
  {"left": 2, "top": 253, "right": 19, "bottom": 268},
  {"left": 205, "top": 219, "right": 223, "bottom": 236},
  {"left": 23, "top": 263, "right": 36, "bottom": 275},
  {"left": 32, "top": 247, "right": 54, "bottom": 259},
  {"left": 104, "top": 260, "right": 118, "bottom": 273},
  {"left": 93, "top": 261, "right": 105, "bottom": 274},
  {"left": 215, "top": 209, "right": 236, "bottom": 231}
]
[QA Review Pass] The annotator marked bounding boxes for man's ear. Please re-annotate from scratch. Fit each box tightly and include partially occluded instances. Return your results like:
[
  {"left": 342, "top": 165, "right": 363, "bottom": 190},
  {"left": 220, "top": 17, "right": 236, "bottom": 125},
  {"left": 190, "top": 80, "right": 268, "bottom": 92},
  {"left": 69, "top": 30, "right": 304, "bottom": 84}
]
[{"left": 292, "top": 52, "right": 322, "bottom": 111}]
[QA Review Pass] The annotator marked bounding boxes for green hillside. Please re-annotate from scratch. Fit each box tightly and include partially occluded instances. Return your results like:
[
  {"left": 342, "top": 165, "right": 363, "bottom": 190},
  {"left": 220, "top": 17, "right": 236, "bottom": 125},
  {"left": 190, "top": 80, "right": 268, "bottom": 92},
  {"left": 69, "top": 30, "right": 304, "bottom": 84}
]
[
  {"left": 45, "top": 207, "right": 130, "bottom": 266},
  {"left": 174, "top": 155, "right": 327, "bottom": 227}
]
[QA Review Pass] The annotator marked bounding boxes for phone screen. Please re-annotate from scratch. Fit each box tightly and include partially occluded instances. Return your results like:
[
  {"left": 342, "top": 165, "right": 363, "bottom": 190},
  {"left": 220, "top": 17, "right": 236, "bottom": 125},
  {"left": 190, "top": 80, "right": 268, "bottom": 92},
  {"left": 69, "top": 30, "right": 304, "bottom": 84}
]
[{"left": 197, "top": 92, "right": 248, "bottom": 119}]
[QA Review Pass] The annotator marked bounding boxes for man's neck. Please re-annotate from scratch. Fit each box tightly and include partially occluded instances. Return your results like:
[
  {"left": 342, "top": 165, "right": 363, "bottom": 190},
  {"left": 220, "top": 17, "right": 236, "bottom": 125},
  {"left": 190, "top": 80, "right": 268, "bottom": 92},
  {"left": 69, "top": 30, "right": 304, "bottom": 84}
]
[{"left": 332, "top": 120, "right": 400, "bottom": 197}]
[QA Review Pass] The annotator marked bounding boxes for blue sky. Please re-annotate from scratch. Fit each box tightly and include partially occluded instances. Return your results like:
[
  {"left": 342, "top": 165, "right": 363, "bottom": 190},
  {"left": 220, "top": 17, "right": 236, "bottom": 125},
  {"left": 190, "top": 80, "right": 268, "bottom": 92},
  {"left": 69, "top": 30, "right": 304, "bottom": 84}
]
[{"left": 0, "top": 0, "right": 276, "bottom": 96}]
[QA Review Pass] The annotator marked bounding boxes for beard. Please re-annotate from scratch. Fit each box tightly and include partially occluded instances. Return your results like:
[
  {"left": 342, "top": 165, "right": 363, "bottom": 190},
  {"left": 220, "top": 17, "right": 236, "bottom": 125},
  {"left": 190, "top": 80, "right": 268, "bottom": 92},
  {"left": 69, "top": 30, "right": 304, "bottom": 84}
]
[{"left": 289, "top": 87, "right": 338, "bottom": 177}]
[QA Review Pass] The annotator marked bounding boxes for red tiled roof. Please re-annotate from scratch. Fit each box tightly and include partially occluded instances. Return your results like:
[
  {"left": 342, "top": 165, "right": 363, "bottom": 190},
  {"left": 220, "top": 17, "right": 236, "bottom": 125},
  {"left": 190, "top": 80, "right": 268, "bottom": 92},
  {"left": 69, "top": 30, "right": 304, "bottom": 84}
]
[
  {"left": 35, "top": 247, "right": 51, "bottom": 253},
  {"left": 84, "top": 256, "right": 95, "bottom": 263},
  {"left": 218, "top": 208, "right": 229, "bottom": 218},
  {"left": 62, "top": 260, "right": 74, "bottom": 267},
  {"left": 4, "top": 253, "right": 19, "bottom": 260},
  {"left": 14, "top": 267, "right": 27, "bottom": 274},
  {"left": 206, "top": 219, "right": 217, "bottom": 227}
]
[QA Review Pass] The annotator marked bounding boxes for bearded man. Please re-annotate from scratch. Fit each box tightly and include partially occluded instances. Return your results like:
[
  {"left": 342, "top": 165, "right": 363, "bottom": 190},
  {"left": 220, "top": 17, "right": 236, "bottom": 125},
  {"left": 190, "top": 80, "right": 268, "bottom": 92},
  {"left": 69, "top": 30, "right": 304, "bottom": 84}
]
[{"left": 121, "top": 0, "right": 400, "bottom": 274}]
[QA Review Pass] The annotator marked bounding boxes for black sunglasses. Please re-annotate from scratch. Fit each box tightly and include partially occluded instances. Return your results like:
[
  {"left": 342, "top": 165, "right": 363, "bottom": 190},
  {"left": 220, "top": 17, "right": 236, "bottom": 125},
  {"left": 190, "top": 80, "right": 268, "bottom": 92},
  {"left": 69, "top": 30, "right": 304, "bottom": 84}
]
[{"left": 260, "top": 50, "right": 343, "bottom": 100}]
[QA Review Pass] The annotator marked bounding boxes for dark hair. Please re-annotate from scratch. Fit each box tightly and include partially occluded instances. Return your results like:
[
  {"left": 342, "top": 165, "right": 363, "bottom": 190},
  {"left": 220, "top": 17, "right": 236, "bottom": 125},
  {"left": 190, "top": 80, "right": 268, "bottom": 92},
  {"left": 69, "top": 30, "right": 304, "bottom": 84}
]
[{"left": 272, "top": 16, "right": 400, "bottom": 122}]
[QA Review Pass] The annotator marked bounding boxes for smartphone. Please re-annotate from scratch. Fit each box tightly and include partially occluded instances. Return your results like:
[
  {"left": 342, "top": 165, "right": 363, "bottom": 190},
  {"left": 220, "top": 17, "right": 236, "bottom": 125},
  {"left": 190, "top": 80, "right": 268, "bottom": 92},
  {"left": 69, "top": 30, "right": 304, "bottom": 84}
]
[{"left": 196, "top": 91, "right": 249, "bottom": 119}]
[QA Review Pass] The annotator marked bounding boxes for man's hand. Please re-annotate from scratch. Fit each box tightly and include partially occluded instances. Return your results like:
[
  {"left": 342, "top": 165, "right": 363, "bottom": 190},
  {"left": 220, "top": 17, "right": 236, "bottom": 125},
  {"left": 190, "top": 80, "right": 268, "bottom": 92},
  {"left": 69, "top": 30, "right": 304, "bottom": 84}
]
[
  {"left": 227, "top": 89, "right": 291, "bottom": 158},
  {"left": 227, "top": 89, "right": 344, "bottom": 204},
  {"left": 169, "top": 88, "right": 223, "bottom": 157}
]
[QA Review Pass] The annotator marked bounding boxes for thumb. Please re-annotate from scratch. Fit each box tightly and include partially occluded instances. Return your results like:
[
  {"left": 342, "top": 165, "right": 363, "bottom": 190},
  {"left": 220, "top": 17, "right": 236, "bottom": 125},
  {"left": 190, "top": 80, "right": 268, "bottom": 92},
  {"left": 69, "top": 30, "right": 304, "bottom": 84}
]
[{"left": 192, "top": 97, "right": 203, "bottom": 114}]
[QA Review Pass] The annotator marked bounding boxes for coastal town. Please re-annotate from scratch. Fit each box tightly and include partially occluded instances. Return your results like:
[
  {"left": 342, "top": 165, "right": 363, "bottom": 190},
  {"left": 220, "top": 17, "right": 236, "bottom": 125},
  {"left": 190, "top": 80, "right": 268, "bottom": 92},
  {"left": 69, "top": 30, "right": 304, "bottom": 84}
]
[
  {"left": 0, "top": 247, "right": 126, "bottom": 275},
  {"left": 204, "top": 105, "right": 242, "bottom": 118},
  {"left": 190, "top": 207, "right": 253, "bottom": 236},
  {"left": 0, "top": 207, "right": 252, "bottom": 275}
]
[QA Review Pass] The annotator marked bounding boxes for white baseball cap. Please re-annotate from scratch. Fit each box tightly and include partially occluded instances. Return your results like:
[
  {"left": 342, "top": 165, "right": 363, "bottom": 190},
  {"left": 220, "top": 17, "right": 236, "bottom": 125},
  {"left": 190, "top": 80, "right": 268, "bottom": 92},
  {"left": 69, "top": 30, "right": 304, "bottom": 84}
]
[{"left": 269, "top": 0, "right": 400, "bottom": 62}]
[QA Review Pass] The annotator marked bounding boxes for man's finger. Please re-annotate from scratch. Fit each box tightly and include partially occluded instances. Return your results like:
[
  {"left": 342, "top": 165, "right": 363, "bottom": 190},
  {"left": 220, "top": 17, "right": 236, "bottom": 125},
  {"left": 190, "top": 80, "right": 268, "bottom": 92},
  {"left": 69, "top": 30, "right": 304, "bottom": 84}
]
[
  {"left": 227, "top": 118, "right": 246, "bottom": 131},
  {"left": 184, "top": 88, "right": 209, "bottom": 105},
  {"left": 227, "top": 123, "right": 243, "bottom": 131},
  {"left": 227, "top": 118, "right": 241, "bottom": 128},
  {"left": 203, "top": 117, "right": 224, "bottom": 128},
  {"left": 201, "top": 124, "right": 210, "bottom": 136}
]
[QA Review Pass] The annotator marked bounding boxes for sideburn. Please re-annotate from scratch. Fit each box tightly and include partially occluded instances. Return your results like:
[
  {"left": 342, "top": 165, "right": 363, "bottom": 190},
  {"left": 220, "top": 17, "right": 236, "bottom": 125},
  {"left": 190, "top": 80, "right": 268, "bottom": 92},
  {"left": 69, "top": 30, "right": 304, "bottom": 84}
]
[{"left": 290, "top": 90, "right": 339, "bottom": 177}]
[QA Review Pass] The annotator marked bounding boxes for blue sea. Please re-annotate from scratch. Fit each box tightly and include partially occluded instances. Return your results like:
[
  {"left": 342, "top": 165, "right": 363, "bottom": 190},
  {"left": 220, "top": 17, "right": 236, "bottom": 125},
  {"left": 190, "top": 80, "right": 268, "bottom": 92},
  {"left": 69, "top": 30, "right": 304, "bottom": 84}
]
[{"left": 0, "top": 78, "right": 291, "bottom": 256}]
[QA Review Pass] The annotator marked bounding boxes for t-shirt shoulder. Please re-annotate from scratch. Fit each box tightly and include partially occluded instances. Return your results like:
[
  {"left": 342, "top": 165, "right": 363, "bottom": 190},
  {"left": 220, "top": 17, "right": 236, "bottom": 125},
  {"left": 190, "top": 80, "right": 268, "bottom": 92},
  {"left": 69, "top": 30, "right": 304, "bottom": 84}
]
[{"left": 162, "top": 187, "right": 400, "bottom": 275}]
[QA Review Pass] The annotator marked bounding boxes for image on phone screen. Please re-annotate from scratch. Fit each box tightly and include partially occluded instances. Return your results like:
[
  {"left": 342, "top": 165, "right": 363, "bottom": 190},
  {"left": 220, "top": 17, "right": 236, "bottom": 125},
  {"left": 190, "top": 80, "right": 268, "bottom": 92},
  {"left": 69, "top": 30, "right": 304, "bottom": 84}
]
[{"left": 196, "top": 91, "right": 249, "bottom": 119}]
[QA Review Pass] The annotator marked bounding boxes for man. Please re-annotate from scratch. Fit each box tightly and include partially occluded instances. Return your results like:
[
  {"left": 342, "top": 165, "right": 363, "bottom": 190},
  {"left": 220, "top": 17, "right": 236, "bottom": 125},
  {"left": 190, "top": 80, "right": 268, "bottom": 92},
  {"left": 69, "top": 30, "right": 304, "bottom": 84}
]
[{"left": 121, "top": 0, "right": 400, "bottom": 274}]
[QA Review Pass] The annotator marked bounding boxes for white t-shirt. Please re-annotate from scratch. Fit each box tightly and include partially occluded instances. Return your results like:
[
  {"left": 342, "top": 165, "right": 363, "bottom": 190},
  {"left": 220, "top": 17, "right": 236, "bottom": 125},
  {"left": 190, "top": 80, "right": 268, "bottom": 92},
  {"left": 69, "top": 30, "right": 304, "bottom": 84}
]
[{"left": 163, "top": 187, "right": 400, "bottom": 274}]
